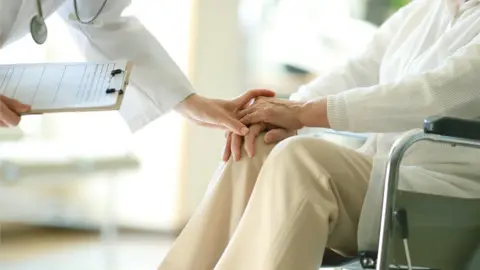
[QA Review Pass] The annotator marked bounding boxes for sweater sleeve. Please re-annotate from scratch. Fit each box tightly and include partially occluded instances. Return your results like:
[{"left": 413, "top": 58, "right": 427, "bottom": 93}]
[{"left": 327, "top": 37, "right": 480, "bottom": 133}]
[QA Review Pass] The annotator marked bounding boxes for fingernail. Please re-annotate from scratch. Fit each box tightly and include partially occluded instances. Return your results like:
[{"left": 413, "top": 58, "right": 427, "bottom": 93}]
[
  {"left": 247, "top": 151, "right": 252, "bottom": 158},
  {"left": 19, "top": 105, "right": 31, "bottom": 112},
  {"left": 241, "top": 127, "right": 249, "bottom": 135}
]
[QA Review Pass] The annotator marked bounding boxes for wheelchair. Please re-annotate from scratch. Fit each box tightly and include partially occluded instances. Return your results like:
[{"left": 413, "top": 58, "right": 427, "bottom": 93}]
[{"left": 320, "top": 115, "right": 480, "bottom": 270}]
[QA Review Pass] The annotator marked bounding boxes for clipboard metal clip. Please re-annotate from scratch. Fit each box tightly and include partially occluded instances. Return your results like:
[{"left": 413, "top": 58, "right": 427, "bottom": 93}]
[
  {"left": 106, "top": 88, "right": 124, "bottom": 95},
  {"left": 110, "top": 69, "right": 124, "bottom": 77}
]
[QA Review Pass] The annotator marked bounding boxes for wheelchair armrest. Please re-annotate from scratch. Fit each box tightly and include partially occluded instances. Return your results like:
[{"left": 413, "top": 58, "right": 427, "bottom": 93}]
[{"left": 424, "top": 116, "right": 480, "bottom": 140}]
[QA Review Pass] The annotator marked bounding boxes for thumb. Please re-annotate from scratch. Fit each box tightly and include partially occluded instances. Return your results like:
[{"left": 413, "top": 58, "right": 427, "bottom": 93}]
[
  {"left": 233, "top": 89, "right": 275, "bottom": 108},
  {"left": 264, "top": 129, "right": 294, "bottom": 144},
  {"left": 1, "top": 96, "right": 30, "bottom": 113}
]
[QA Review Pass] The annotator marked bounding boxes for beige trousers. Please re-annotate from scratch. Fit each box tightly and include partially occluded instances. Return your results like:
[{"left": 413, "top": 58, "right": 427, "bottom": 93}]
[{"left": 159, "top": 135, "right": 372, "bottom": 270}]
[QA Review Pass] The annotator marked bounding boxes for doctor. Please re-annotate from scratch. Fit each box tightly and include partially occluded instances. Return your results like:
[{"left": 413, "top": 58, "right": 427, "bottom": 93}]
[{"left": 0, "top": 0, "right": 274, "bottom": 133}]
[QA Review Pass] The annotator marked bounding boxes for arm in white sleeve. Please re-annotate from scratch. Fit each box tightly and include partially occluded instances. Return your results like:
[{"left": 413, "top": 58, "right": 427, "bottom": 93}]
[
  {"left": 56, "top": 0, "right": 194, "bottom": 131},
  {"left": 327, "top": 39, "right": 480, "bottom": 133},
  {"left": 290, "top": 2, "right": 418, "bottom": 102}
]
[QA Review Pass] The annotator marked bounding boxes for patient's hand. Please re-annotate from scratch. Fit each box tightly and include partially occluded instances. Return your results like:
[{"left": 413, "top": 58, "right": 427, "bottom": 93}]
[
  {"left": 237, "top": 97, "right": 305, "bottom": 131},
  {"left": 239, "top": 96, "right": 331, "bottom": 129},
  {"left": 222, "top": 124, "right": 296, "bottom": 161}
]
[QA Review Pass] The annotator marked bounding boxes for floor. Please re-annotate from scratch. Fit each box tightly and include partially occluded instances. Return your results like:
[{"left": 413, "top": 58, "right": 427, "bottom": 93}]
[
  {"left": 0, "top": 228, "right": 174, "bottom": 270},
  {"left": 0, "top": 227, "right": 340, "bottom": 270}
]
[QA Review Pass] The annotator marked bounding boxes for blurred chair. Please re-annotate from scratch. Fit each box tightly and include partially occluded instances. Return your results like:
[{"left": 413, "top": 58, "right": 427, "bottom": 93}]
[
  {"left": 0, "top": 140, "right": 140, "bottom": 243},
  {"left": 318, "top": 115, "right": 480, "bottom": 270}
]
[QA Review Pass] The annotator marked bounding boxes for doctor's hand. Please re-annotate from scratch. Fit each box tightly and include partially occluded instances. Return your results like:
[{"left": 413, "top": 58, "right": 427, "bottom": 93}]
[
  {"left": 222, "top": 124, "right": 297, "bottom": 162},
  {"left": 175, "top": 89, "right": 275, "bottom": 135},
  {"left": 0, "top": 95, "right": 30, "bottom": 127}
]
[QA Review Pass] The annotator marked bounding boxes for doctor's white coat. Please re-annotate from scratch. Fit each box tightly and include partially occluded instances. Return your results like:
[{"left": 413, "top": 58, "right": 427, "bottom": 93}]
[
  {"left": 291, "top": 0, "right": 480, "bottom": 250},
  {"left": 0, "top": 0, "right": 194, "bottom": 132}
]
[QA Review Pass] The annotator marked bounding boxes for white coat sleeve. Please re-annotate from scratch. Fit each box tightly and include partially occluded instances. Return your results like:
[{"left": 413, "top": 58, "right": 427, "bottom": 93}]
[
  {"left": 289, "top": 2, "right": 416, "bottom": 102},
  {"left": 56, "top": 0, "right": 194, "bottom": 132},
  {"left": 327, "top": 37, "right": 480, "bottom": 133}
]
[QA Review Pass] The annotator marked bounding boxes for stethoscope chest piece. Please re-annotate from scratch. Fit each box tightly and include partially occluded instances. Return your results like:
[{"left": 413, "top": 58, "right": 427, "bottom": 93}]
[
  {"left": 30, "top": 15, "right": 48, "bottom": 45},
  {"left": 31, "top": 0, "right": 108, "bottom": 45}
]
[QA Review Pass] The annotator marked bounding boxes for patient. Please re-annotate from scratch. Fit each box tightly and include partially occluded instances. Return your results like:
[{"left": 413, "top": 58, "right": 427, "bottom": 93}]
[{"left": 159, "top": 1, "right": 480, "bottom": 270}]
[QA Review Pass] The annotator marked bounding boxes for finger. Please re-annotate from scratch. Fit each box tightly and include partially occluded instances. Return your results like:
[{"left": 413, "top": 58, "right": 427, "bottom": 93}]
[
  {"left": 237, "top": 103, "right": 271, "bottom": 120},
  {"left": 222, "top": 132, "right": 233, "bottom": 162},
  {"left": 241, "top": 95, "right": 268, "bottom": 109},
  {"left": 225, "top": 117, "right": 250, "bottom": 135},
  {"left": 240, "top": 111, "right": 267, "bottom": 126},
  {"left": 0, "top": 96, "right": 30, "bottom": 113},
  {"left": 231, "top": 133, "right": 243, "bottom": 161},
  {"left": 243, "top": 123, "right": 265, "bottom": 158},
  {"left": 233, "top": 89, "right": 275, "bottom": 108},
  {"left": 264, "top": 129, "right": 295, "bottom": 144},
  {"left": 219, "top": 114, "right": 250, "bottom": 136},
  {"left": 0, "top": 103, "right": 21, "bottom": 126},
  {"left": 237, "top": 106, "right": 257, "bottom": 119},
  {"left": 0, "top": 120, "right": 8, "bottom": 127}
]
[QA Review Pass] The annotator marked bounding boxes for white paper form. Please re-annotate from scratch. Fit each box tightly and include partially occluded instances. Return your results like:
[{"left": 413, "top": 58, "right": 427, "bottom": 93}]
[{"left": 0, "top": 61, "right": 129, "bottom": 112}]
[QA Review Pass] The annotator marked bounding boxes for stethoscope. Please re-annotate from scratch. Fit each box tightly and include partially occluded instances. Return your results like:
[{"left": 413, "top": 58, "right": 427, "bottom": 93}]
[{"left": 30, "top": 0, "right": 109, "bottom": 45}]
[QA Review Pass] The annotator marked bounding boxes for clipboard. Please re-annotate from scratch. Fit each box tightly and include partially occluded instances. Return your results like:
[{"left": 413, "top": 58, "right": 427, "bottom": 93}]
[{"left": 0, "top": 60, "right": 133, "bottom": 114}]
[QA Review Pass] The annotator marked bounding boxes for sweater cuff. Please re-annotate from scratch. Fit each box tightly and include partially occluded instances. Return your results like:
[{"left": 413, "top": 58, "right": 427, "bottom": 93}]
[{"left": 326, "top": 94, "right": 350, "bottom": 131}]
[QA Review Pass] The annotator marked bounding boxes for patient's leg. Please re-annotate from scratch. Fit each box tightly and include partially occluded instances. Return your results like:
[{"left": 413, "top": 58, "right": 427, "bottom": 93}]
[
  {"left": 214, "top": 136, "right": 372, "bottom": 270},
  {"left": 158, "top": 135, "right": 276, "bottom": 270}
]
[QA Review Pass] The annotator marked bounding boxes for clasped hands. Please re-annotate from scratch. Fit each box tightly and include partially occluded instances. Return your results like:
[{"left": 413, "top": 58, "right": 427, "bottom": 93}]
[{"left": 223, "top": 95, "right": 306, "bottom": 162}]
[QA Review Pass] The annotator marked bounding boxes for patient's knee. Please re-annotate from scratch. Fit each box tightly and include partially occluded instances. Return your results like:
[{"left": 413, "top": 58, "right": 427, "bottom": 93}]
[
  {"left": 209, "top": 133, "right": 276, "bottom": 192},
  {"left": 269, "top": 136, "right": 335, "bottom": 164}
]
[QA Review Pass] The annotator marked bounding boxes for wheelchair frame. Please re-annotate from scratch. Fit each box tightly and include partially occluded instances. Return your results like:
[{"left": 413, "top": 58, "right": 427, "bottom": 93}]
[{"left": 376, "top": 129, "right": 480, "bottom": 270}]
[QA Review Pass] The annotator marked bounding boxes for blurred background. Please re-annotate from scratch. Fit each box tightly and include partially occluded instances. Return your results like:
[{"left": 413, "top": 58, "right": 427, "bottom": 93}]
[{"left": 0, "top": 0, "right": 409, "bottom": 269}]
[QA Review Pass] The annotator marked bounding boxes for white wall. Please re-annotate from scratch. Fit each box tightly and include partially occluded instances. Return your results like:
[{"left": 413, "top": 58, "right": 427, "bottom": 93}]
[{"left": 176, "top": 0, "right": 248, "bottom": 225}]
